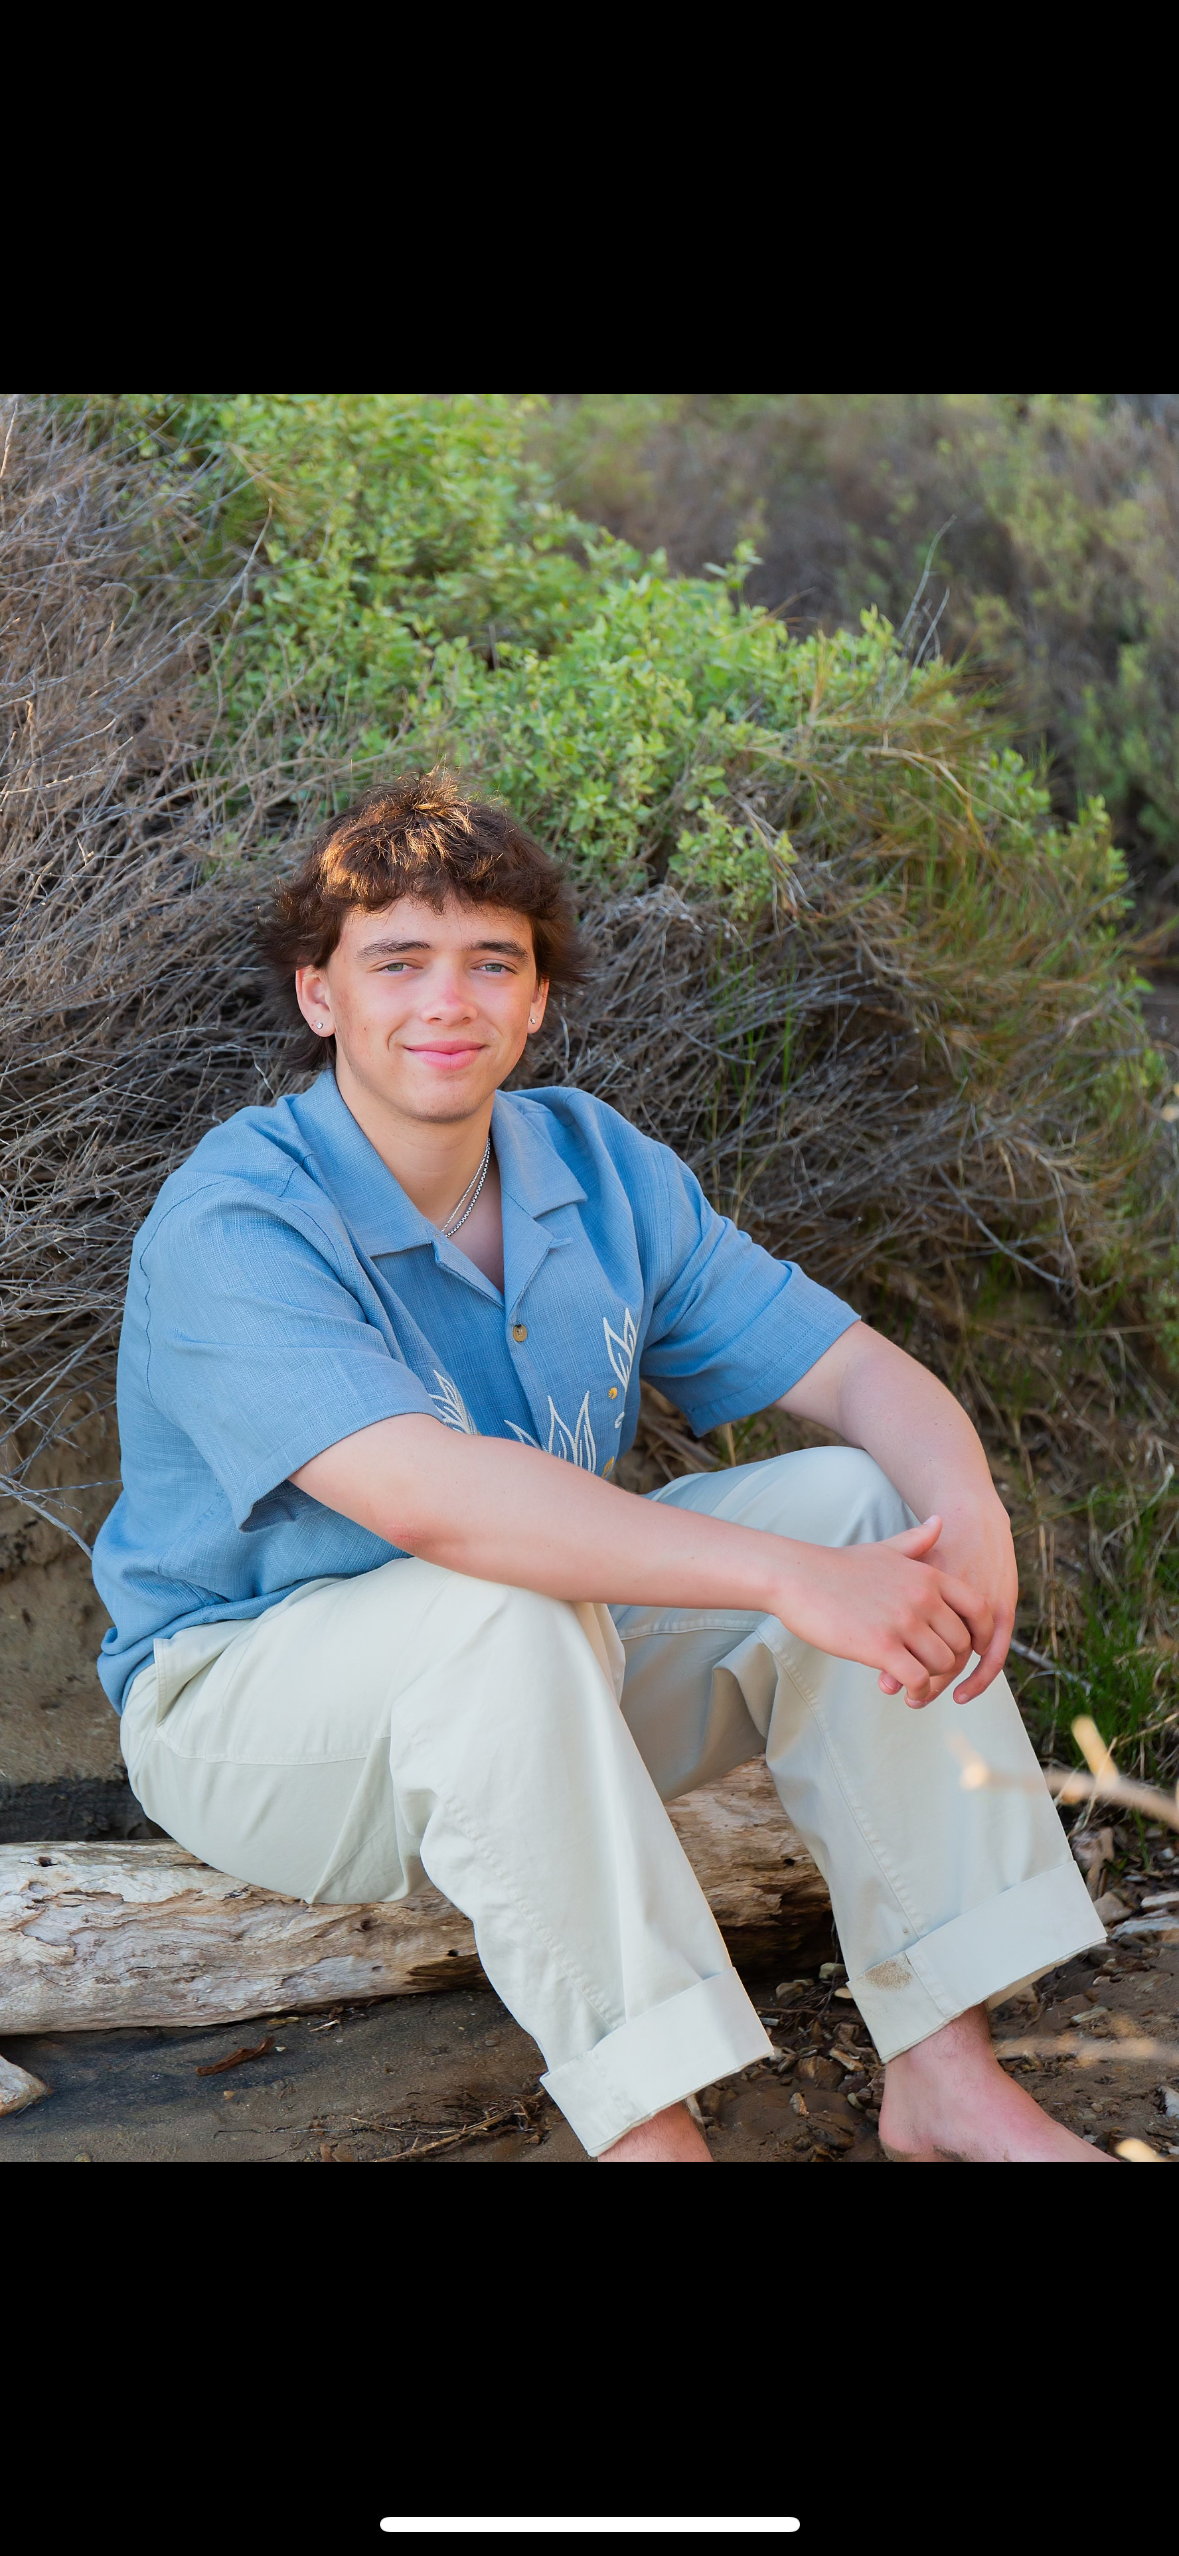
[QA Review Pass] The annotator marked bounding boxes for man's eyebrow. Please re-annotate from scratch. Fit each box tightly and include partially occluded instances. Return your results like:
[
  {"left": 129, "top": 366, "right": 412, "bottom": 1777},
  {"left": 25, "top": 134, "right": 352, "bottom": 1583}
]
[
  {"left": 358, "top": 937, "right": 430, "bottom": 956},
  {"left": 358, "top": 934, "right": 530, "bottom": 958}
]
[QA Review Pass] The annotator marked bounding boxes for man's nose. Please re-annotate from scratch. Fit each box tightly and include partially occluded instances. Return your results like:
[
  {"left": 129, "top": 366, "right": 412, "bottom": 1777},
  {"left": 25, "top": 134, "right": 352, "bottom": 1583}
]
[{"left": 420, "top": 968, "right": 475, "bottom": 1016}]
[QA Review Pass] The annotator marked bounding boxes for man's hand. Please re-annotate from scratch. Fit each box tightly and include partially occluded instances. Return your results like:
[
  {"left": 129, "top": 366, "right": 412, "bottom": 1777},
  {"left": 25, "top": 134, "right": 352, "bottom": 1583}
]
[
  {"left": 779, "top": 1324, "right": 1019, "bottom": 1705},
  {"left": 918, "top": 1495, "right": 1017, "bottom": 1704},
  {"left": 294, "top": 1317, "right": 1021, "bottom": 1711},
  {"left": 767, "top": 1512, "right": 995, "bottom": 1708}
]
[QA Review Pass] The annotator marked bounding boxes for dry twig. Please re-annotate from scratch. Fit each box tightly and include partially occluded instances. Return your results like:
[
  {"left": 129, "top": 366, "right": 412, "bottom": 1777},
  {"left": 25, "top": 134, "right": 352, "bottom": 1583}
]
[{"left": 948, "top": 1715, "right": 1179, "bottom": 1832}]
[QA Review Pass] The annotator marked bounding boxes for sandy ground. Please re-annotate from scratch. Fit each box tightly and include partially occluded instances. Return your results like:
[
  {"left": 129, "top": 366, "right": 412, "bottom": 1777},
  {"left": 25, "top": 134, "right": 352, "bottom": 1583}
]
[{"left": 4, "top": 1926, "right": 1176, "bottom": 2165}]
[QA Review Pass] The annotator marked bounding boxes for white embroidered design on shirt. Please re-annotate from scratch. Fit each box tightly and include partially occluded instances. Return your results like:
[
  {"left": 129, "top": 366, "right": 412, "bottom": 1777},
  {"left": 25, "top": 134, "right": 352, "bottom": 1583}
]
[
  {"left": 430, "top": 1371, "right": 478, "bottom": 1434},
  {"left": 502, "top": 1307, "right": 635, "bottom": 1470},
  {"left": 603, "top": 1307, "right": 637, "bottom": 1427},
  {"left": 547, "top": 1392, "right": 597, "bottom": 1471},
  {"left": 507, "top": 1395, "right": 597, "bottom": 1471}
]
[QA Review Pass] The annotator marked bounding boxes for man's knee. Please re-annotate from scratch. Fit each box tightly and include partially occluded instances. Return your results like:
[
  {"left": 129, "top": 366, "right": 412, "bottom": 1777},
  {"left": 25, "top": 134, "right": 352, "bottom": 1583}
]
[
  {"left": 452, "top": 1576, "right": 610, "bottom": 1681},
  {"left": 427, "top": 1580, "right": 625, "bottom": 1778},
  {"left": 825, "top": 1447, "right": 911, "bottom": 1544},
  {"left": 758, "top": 1445, "right": 910, "bottom": 1547},
  {"left": 358, "top": 1560, "right": 592, "bottom": 1696}
]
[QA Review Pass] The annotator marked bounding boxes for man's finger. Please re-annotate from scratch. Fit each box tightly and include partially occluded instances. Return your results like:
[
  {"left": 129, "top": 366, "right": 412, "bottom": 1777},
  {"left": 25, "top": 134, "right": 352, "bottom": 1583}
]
[
  {"left": 953, "top": 1615, "right": 1014, "bottom": 1705},
  {"left": 902, "top": 1626, "right": 961, "bottom": 1681},
  {"left": 883, "top": 1645, "right": 940, "bottom": 1705},
  {"left": 927, "top": 1602, "right": 975, "bottom": 1665},
  {"left": 881, "top": 1623, "right": 968, "bottom": 1701},
  {"left": 935, "top": 1573, "right": 995, "bottom": 1664},
  {"left": 885, "top": 1516, "right": 942, "bottom": 1559}
]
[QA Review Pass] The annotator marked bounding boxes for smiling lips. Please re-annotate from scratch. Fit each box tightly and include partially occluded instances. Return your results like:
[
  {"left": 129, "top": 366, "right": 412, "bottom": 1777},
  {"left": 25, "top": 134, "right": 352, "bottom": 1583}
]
[{"left": 404, "top": 1041, "right": 487, "bottom": 1068}]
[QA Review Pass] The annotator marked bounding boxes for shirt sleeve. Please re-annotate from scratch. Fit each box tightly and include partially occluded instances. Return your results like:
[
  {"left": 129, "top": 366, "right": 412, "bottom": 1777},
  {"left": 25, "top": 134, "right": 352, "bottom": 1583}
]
[
  {"left": 639, "top": 1147, "right": 859, "bottom": 1434},
  {"left": 140, "top": 1185, "right": 437, "bottom": 1528}
]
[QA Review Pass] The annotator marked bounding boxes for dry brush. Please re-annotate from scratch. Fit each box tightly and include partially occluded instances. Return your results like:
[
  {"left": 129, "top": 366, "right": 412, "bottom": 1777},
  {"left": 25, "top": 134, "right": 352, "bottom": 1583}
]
[{"left": 3, "top": 400, "right": 1179, "bottom": 1788}]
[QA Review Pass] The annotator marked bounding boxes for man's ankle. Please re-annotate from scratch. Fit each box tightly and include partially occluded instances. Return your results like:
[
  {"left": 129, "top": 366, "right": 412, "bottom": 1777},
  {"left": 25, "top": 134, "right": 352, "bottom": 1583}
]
[
  {"left": 598, "top": 2100, "right": 713, "bottom": 2163},
  {"left": 887, "top": 2002, "right": 995, "bottom": 2085}
]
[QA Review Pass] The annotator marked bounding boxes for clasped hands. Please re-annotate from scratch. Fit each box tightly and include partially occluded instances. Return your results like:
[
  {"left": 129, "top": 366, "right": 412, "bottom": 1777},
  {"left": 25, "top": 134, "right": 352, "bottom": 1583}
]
[{"left": 775, "top": 1498, "right": 1018, "bottom": 1709}]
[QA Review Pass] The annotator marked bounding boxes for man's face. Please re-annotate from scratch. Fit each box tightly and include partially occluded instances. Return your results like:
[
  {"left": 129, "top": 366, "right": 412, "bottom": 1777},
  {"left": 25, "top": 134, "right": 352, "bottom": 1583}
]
[{"left": 296, "top": 894, "right": 548, "bottom": 1125}]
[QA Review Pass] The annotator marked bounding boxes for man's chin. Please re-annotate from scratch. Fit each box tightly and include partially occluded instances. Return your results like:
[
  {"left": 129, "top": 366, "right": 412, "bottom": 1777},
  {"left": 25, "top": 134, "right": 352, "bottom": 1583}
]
[
  {"left": 338, "top": 1049, "right": 508, "bottom": 1124},
  {"left": 413, "top": 1102, "right": 492, "bottom": 1126},
  {"left": 397, "top": 1080, "right": 499, "bottom": 1126}
]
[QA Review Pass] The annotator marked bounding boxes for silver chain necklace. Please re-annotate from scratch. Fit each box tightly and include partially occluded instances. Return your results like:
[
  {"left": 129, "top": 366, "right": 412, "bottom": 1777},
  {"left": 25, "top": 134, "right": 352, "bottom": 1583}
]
[{"left": 439, "top": 1137, "right": 492, "bottom": 1240}]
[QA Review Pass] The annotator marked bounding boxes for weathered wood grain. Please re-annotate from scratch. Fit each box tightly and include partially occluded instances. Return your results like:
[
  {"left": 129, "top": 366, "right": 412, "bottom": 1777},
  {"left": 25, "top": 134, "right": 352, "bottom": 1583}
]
[
  {"left": 0, "top": 2051, "right": 49, "bottom": 2113},
  {"left": 0, "top": 1759, "right": 830, "bottom": 2032}
]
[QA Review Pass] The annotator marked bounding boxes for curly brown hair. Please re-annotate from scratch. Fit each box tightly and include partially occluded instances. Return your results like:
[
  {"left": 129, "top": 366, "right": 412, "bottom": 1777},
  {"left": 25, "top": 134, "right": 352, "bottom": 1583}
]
[{"left": 260, "top": 770, "right": 582, "bottom": 1063}]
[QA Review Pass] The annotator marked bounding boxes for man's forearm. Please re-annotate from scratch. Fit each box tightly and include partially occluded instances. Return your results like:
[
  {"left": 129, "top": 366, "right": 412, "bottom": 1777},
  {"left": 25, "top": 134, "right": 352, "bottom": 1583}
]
[
  {"left": 779, "top": 1319, "right": 1016, "bottom": 1698},
  {"left": 295, "top": 1331, "right": 1001, "bottom": 1606},
  {"left": 294, "top": 1398, "right": 1000, "bottom": 1701},
  {"left": 296, "top": 1417, "right": 787, "bottom": 1612},
  {"left": 780, "top": 1322, "right": 998, "bottom": 1531}
]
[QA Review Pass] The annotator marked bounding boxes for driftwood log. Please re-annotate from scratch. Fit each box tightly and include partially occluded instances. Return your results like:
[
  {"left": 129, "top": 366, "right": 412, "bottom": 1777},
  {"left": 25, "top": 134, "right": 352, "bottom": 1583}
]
[
  {"left": 0, "top": 1760, "right": 831, "bottom": 2034},
  {"left": 0, "top": 2052, "right": 48, "bottom": 2115}
]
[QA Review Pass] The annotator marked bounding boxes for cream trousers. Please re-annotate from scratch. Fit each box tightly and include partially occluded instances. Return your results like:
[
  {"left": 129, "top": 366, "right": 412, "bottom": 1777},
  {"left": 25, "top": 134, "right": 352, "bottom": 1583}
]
[{"left": 120, "top": 1447, "right": 1101, "bottom": 2155}]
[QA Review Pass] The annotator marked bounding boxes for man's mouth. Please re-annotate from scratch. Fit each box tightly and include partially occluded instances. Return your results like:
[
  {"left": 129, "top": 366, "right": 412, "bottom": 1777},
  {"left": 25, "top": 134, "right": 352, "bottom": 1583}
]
[{"left": 403, "top": 1042, "right": 485, "bottom": 1068}]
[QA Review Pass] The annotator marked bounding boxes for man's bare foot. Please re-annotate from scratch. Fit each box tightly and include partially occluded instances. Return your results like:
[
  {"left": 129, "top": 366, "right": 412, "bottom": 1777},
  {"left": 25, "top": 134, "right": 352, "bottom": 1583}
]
[
  {"left": 879, "top": 2003, "right": 1114, "bottom": 2161},
  {"left": 598, "top": 2100, "right": 712, "bottom": 2163}
]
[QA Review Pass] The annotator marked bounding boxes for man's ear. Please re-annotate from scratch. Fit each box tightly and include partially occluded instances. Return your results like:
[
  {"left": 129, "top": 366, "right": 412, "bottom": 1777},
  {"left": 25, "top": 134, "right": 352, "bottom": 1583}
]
[
  {"left": 528, "top": 977, "right": 550, "bottom": 1033},
  {"left": 296, "top": 963, "right": 332, "bottom": 1035}
]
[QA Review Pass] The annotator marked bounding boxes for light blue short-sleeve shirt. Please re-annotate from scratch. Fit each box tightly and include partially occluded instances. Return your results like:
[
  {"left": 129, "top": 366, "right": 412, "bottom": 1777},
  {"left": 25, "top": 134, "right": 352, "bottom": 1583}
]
[{"left": 93, "top": 1072, "right": 857, "bottom": 1708}]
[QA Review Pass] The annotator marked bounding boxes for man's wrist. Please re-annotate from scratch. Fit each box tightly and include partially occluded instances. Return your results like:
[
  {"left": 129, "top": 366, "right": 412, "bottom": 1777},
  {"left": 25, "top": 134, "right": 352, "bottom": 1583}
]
[
  {"left": 934, "top": 1484, "right": 1011, "bottom": 1540},
  {"left": 746, "top": 1534, "right": 826, "bottom": 1624}
]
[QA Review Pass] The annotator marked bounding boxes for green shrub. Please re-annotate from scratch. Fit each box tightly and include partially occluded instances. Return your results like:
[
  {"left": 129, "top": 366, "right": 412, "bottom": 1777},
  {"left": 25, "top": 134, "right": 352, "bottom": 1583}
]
[
  {"left": 532, "top": 393, "right": 1179, "bottom": 898},
  {"left": 82, "top": 390, "right": 1166, "bottom": 1314},
  {"left": 100, "top": 392, "right": 598, "bottom": 728},
  {"left": 13, "top": 394, "right": 1178, "bottom": 1790}
]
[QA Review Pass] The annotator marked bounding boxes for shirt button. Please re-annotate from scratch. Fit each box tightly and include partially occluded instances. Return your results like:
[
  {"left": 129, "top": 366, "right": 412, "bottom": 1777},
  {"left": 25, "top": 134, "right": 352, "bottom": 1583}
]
[
  {"left": 511, "top": 1323, "right": 528, "bottom": 1343},
  {"left": 608, "top": 1386, "right": 618, "bottom": 1400}
]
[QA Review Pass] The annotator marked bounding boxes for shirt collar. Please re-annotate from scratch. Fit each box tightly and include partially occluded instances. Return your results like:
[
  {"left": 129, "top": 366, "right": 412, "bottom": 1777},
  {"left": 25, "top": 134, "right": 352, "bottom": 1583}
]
[
  {"left": 490, "top": 1087, "right": 586, "bottom": 1221},
  {"left": 289, "top": 1071, "right": 585, "bottom": 1268}
]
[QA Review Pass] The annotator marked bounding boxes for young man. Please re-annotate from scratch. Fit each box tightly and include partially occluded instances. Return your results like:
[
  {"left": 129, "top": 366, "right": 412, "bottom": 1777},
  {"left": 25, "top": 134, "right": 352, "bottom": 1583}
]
[{"left": 94, "top": 773, "right": 1106, "bottom": 2163}]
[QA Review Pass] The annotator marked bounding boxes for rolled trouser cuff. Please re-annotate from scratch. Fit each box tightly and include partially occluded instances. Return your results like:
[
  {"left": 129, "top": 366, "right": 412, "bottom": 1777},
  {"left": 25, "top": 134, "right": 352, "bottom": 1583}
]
[
  {"left": 541, "top": 1969, "right": 773, "bottom": 2156},
  {"left": 850, "top": 1858, "right": 1105, "bottom": 2061}
]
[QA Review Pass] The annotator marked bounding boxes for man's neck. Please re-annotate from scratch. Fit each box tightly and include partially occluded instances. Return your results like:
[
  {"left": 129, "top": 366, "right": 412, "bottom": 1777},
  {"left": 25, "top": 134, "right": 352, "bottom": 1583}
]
[{"left": 332, "top": 1054, "right": 495, "bottom": 1230}]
